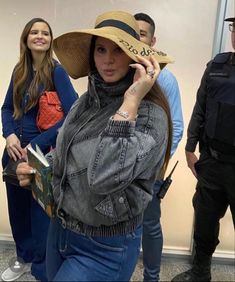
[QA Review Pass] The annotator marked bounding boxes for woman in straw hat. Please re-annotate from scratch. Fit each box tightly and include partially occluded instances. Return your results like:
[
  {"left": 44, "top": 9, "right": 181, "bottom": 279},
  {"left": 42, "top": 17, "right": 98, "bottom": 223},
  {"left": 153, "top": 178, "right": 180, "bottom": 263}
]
[{"left": 17, "top": 11, "right": 173, "bottom": 281}]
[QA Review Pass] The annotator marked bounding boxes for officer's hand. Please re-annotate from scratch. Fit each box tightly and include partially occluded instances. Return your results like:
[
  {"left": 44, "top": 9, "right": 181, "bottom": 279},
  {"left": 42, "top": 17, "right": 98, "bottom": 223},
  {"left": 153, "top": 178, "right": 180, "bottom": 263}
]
[{"left": 185, "top": 150, "right": 198, "bottom": 178}]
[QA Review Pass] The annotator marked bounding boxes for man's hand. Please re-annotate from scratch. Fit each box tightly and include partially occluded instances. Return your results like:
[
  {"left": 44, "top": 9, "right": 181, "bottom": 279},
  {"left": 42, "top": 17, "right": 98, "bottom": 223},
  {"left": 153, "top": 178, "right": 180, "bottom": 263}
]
[{"left": 185, "top": 150, "right": 198, "bottom": 178}]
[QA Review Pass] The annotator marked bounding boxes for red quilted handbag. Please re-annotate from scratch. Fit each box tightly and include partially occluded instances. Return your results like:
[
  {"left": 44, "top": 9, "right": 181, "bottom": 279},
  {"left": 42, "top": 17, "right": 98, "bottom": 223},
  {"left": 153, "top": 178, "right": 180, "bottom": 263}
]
[{"left": 36, "top": 91, "right": 64, "bottom": 131}]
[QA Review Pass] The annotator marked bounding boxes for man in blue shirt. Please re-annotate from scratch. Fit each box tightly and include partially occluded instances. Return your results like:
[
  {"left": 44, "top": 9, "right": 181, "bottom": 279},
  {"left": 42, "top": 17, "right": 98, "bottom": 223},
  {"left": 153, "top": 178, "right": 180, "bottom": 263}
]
[{"left": 134, "top": 13, "right": 184, "bottom": 282}]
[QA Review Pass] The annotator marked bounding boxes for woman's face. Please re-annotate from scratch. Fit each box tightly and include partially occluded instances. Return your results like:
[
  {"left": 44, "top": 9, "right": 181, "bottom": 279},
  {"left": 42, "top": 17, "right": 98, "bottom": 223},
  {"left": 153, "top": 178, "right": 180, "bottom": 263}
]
[
  {"left": 27, "top": 22, "right": 51, "bottom": 54},
  {"left": 94, "top": 37, "right": 132, "bottom": 83}
]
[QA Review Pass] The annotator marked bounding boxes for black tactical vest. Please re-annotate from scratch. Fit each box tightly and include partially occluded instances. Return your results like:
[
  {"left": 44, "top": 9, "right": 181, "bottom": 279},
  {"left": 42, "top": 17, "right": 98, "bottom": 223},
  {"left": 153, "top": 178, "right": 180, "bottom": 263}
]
[{"left": 205, "top": 52, "right": 235, "bottom": 154}]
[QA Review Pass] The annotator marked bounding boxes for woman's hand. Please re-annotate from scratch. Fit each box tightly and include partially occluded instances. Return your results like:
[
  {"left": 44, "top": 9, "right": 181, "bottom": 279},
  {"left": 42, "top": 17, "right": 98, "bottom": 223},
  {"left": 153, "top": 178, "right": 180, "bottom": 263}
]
[
  {"left": 6, "top": 134, "right": 26, "bottom": 161},
  {"left": 113, "top": 56, "right": 161, "bottom": 121},
  {"left": 16, "top": 162, "right": 35, "bottom": 187},
  {"left": 125, "top": 55, "right": 160, "bottom": 104}
]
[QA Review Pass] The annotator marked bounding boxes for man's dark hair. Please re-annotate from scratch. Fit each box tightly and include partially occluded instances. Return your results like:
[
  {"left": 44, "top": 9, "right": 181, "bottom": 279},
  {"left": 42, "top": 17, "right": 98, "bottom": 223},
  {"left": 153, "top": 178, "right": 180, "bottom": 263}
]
[{"left": 134, "top": 13, "right": 156, "bottom": 35}]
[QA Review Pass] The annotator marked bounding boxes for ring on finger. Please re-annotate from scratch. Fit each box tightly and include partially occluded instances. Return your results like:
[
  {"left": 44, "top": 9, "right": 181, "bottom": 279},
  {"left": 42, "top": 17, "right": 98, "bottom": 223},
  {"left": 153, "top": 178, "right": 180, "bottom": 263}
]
[{"left": 147, "top": 69, "right": 155, "bottom": 79}]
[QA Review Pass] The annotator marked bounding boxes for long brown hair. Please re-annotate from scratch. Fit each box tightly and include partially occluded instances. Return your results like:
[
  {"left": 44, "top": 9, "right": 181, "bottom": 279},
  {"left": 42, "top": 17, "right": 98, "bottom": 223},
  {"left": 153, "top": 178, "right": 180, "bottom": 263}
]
[
  {"left": 13, "top": 18, "right": 55, "bottom": 119},
  {"left": 145, "top": 83, "right": 172, "bottom": 177}
]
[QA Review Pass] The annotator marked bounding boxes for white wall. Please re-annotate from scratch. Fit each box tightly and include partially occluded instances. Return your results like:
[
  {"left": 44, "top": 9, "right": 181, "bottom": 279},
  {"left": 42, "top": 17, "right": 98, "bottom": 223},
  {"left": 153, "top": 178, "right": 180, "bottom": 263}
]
[{"left": 0, "top": 0, "right": 234, "bottom": 257}]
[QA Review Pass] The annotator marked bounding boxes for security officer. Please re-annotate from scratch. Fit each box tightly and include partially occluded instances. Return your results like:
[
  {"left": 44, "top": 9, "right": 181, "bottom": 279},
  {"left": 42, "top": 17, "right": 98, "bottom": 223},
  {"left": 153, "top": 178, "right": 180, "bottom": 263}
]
[{"left": 171, "top": 16, "right": 235, "bottom": 282}]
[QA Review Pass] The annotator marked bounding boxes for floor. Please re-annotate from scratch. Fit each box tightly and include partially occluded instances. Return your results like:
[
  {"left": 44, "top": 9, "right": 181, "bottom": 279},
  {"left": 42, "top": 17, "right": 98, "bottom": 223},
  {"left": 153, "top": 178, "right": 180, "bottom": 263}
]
[{"left": 0, "top": 243, "right": 234, "bottom": 281}]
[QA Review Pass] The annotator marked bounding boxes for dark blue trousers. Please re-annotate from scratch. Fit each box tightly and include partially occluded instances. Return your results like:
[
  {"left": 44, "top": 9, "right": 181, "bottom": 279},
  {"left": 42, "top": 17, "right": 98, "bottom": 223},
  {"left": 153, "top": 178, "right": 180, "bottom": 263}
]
[
  {"left": 5, "top": 182, "right": 50, "bottom": 281},
  {"left": 193, "top": 151, "right": 235, "bottom": 256}
]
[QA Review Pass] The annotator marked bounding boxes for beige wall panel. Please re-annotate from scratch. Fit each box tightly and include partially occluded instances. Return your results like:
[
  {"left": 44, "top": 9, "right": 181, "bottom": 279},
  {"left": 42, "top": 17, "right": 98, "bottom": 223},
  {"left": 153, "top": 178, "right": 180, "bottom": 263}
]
[{"left": 0, "top": 0, "right": 234, "bottom": 257}]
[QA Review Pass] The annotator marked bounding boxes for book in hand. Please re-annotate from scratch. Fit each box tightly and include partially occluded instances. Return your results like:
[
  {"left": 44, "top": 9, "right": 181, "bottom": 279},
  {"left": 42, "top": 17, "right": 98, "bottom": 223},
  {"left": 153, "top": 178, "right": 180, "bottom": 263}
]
[{"left": 27, "top": 145, "right": 54, "bottom": 217}]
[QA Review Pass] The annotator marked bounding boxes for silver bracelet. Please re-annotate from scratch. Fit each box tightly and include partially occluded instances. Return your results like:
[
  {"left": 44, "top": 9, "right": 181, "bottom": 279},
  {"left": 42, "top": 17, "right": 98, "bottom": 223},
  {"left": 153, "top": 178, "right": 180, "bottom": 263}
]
[
  {"left": 115, "top": 110, "right": 138, "bottom": 120},
  {"left": 115, "top": 110, "right": 129, "bottom": 119}
]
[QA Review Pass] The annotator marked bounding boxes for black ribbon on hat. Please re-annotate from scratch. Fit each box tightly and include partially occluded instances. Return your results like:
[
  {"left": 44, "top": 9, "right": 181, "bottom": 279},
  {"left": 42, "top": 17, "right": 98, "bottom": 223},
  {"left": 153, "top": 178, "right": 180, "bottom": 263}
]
[{"left": 95, "top": 19, "right": 140, "bottom": 40}]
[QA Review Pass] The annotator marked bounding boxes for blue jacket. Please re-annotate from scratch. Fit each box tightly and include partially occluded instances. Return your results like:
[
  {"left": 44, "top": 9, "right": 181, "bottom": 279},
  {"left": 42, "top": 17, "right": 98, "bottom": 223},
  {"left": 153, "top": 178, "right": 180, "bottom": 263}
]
[{"left": 1, "top": 63, "right": 78, "bottom": 163}]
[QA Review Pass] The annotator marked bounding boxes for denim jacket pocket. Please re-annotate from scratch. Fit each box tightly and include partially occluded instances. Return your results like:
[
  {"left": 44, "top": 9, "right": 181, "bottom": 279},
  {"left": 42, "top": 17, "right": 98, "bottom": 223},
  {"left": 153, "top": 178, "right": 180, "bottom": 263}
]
[{"left": 94, "top": 190, "right": 132, "bottom": 222}]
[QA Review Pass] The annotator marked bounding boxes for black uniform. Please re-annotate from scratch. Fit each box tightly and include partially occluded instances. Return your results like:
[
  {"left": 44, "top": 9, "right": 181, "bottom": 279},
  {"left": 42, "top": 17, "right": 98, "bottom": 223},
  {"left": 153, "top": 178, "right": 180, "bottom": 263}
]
[{"left": 186, "top": 52, "right": 235, "bottom": 256}]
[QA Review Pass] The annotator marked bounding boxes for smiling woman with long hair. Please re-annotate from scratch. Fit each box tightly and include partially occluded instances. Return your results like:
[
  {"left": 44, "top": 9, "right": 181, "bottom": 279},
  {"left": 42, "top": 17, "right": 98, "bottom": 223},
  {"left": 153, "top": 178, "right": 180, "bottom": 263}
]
[{"left": 1, "top": 18, "right": 77, "bottom": 282}]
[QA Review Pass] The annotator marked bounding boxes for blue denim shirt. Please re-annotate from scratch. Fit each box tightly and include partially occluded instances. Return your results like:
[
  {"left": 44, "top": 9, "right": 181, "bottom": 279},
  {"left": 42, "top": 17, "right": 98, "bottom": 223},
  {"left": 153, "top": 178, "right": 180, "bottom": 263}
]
[{"left": 158, "top": 68, "right": 184, "bottom": 156}]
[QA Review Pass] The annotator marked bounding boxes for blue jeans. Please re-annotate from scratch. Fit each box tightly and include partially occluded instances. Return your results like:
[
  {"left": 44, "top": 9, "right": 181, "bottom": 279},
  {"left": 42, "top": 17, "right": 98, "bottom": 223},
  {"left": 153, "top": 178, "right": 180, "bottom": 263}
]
[
  {"left": 46, "top": 217, "right": 142, "bottom": 281},
  {"left": 142, "top": 180, "right": 163, "bottom": 282}
]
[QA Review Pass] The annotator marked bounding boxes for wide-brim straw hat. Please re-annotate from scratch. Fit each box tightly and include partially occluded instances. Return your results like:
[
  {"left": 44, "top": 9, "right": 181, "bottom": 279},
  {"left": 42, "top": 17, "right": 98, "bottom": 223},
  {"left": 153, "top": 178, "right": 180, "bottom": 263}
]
[
  {"left": 224, "top": 17, "right": 235, "bottom": 22},
  {"left": 53, "top": 11, "right": 174, "bottom": 79}
]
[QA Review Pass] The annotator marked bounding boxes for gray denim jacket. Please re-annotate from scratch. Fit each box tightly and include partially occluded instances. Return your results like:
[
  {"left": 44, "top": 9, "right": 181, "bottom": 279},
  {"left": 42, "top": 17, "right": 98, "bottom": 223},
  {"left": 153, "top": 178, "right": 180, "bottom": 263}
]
[{"left": 50, "top": 73, "right": 168, "bottom": 236}]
